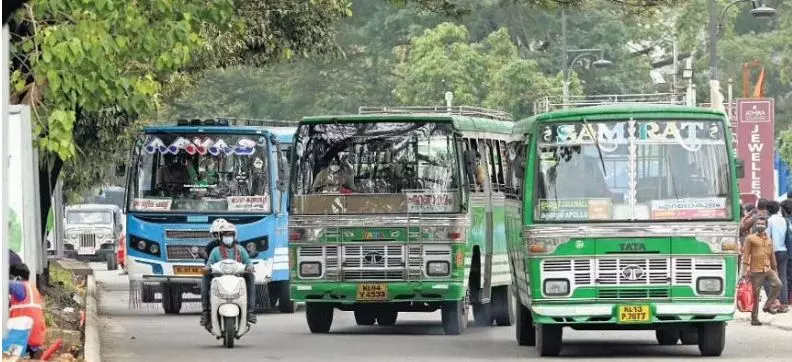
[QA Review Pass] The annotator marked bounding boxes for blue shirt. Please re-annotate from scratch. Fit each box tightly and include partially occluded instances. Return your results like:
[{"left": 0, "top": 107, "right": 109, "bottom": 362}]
[
  {"left": 768, "top": 213, "right": 788, "bottom": 252},
  {"left": 206, "top": 244, "right": 252, "bottom": 266}
]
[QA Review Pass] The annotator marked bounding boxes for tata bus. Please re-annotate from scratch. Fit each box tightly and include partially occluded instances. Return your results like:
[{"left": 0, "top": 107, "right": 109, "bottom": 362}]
[
  {"left": 288, "top": 106, "right": 515, "bottom": 335},
  {"left": 507, "top": 101, "right": 741, "bottom": 356},
  {"left": 124, "top": 118, "right": 296, "bottom": 314}
]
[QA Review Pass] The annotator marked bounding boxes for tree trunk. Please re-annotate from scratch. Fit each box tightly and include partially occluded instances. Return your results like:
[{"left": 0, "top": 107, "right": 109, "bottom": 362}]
[{"left": 38, "top": 156, "right": 63, "bottom": 289}]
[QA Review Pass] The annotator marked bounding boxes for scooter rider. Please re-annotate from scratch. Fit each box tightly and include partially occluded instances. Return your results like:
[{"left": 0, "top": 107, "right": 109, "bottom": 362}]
[
  {"left": 200, "top": 220, "right": 257, "bottom": 326},
  {"left": 200, "top": 218, "right": 228, "bottom": 327}
]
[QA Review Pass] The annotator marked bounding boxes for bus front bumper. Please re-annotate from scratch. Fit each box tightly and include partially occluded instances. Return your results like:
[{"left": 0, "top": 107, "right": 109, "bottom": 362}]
[
  {"left": 291, "top": 281, "right": 465, "bottom": 304},
  {"left": 530, "top": 302, "right": 735, "bottom": 325}
]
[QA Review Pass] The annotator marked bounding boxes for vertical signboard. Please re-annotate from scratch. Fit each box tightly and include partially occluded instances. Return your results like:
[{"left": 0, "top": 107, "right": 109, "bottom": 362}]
[{"left": 737, "top": 98, "right": 775, "bottom": 201}]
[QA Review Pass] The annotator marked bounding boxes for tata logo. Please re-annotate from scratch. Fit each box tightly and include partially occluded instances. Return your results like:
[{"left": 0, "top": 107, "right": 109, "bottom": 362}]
[
  {"left": 619, "top": 242, "right": 646, "bottom": 252},
  {"left": 620, "top": 264, "right": 646, "bottom": 281},
  {"left": 364, "top": 231, "right": 384, "bottom": 240},
  {"left": 363, "top": 252, "right": 383, "bottom": 264}
]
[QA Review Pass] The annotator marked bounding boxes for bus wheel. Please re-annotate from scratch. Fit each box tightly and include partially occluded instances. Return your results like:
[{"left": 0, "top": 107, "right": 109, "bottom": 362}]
[
  {"left": 305, "top": 303, "right": 333, "bottom": 333},
  {"left": 354, "top": 309, "right": 376, "bottom": 326},
  {"left": 680, "top": 328, "right": 698, "bottom": 345},
  {"left": 536, "top": 324, "right": 563, "bottom": 356},
  {"left": 492, "top": 285, "right": 515, "bottom": 326},
  {"left": 161, "top": 284, "right": 183, "bottom": 315},
  {"left": 276, "top": 281, "right": 296, "bottom": 313},
  {"left": 655, "top": 328, "right": 680, "bottom": 345},
  {"left": 516, "top": 301, "right": 535, "bottom": 346},
  {"left": 441, "top": 299, "right": 467, "bottom": 335},
  {"left": 376, "top": 308, "right": 398, "bottom": 326},
  {"left": 697, "top": 322, "right": 725, "bottom": 357},
  {"left": 472, "top": 302, "right": 493, "bottom": 326}
]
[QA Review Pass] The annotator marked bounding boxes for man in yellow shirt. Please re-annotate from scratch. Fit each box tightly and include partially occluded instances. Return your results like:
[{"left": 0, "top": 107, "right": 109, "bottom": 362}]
[{"left": 742, "top": 216, "right": 783, "bottom": 325}]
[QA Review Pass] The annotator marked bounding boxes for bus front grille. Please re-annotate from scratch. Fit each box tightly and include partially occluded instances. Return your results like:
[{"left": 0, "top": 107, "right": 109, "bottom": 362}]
[
  {"left": 598, "top": 288, "right": 670, "bottom": 299},
  {"left": 343, "top": 270, "right": 406, "bottom": 281},
  {"left": 166, "top": 245, "right": 204, "bottom": 260},
  {"left": 166, "top": 230, "right": 211, "bottom": 240}
]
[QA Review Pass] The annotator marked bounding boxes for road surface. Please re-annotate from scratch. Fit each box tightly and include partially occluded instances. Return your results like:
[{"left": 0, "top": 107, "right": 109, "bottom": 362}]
[{"left": 93, "top": 264, "right": 792, "bottom": 361}]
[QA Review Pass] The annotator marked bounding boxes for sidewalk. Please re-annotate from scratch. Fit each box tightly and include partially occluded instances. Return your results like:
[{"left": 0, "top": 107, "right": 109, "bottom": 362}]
[{"left": 734, "top": 310, "right": 792, "bottom": 331}]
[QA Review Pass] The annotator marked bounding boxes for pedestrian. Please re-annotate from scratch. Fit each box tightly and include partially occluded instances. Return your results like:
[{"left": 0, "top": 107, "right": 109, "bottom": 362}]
[
  {"left": 741, "top": 199, "right": 768, "bottom": 237},
  {"left": 783, "top": 199, "right": 792, "bottom": 303},
  {"left": 765, "top": 201, "right": 789, "bottom": 312},
  {"left": 8, "top": 263, "right": 47, "bottom": 358},
  {"left": 742, "top": 216, "right": 783, "bottom": 325}
]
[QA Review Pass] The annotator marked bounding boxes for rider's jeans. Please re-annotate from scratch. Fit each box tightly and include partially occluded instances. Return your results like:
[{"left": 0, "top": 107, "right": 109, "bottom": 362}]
[{"left": 202, "top": 273, "right": 256, "bottom": 311}]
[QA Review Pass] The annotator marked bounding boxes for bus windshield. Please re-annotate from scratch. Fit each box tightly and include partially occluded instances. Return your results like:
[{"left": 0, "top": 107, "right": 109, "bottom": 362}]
[
  {"left": 129, "top": 132, "right": 271, "bottom": 213},
  {"left": 292, "top": 121, "right": 462, "bottom": 215},
  {"left": 534, "top": 120, "right": 732, "bottom": 222}
]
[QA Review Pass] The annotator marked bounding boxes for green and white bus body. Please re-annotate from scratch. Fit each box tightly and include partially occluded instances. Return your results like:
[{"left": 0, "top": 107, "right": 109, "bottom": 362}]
[
  {"left": 506, "top": 103, "right": 742, "bottom": 357},
  {"left": 288, "top": 106, "right": 515, "bottom": 335}
]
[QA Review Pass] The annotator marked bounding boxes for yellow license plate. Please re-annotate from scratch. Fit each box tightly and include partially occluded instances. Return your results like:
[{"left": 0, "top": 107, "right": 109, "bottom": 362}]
[
  {"left": 356, "top": 283, "right": 388, "bottom": 301},
  {"left": 617, "top": 305, "right": 651, "bottom": 323},
  {"left": 173, "top": 265, "right": 204, "bottom": 276}
]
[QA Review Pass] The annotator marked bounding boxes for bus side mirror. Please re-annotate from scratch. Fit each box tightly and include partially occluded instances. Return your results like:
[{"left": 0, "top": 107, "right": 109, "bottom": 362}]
[{"left": 736, "top": 158, "right": 745, "bottom": 179}]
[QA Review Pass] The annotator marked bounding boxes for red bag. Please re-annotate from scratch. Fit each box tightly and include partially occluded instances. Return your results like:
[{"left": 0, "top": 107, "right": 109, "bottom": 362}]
[{"left": 737, "top": 278, "right": 754, "bottom": 312}]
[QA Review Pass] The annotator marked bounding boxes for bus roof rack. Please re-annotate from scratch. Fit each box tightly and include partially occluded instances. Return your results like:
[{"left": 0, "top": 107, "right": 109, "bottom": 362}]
[
  {"left": 532, "top": 93, "right": 688, "bottom": 115},
  {"left": 358, "top": 106, "right": 513, "bottom": 122},
  {"left": 174, "top": 117, "right": 298, "bottom": 128}
]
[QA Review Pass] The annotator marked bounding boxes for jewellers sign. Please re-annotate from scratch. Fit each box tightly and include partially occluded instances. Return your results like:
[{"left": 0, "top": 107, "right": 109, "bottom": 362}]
[{"left": 736, "top": 98, "right": 775, "bottom": 200}]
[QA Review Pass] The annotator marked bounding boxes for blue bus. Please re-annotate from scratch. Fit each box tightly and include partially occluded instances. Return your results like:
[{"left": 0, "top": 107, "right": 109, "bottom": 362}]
[{"left": 123, "top": 118, "right": 296, "bottom": 314}]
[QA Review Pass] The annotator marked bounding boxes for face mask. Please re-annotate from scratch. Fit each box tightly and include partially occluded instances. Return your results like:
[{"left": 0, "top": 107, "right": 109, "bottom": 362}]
[
  {"left": 222, "top": 236, "right": 234, "bottom": 246},
  {"left": 755, "top": 225, "right": 767, "bottom": 233}
]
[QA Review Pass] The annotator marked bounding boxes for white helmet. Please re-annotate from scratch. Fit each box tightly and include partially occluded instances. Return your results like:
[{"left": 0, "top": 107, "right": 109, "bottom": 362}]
[{"left": 210, "top": 218, "right": 230, "bottom": 238}]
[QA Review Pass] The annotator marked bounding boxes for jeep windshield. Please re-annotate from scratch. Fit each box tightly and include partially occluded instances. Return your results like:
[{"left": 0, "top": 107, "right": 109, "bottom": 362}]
[
  {"left": 129, "top": 133, "right": 272, "bottom": 213},
  {"left": 291, "top": 121, "right": 462, "bottom": 215}
]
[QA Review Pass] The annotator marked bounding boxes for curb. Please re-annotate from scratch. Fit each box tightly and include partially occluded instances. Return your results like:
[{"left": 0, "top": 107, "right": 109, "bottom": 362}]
[
  {"left": 734, "top": 313, "right": 792, "bottom": 332},
  {"left": 84, "top": 275, "right": 102, "bottom": 362}
]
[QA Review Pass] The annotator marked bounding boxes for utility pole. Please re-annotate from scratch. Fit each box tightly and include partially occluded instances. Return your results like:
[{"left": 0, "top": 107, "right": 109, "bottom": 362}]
[{"left": 561, "top": 9, "right": 569, "bottom": 107}]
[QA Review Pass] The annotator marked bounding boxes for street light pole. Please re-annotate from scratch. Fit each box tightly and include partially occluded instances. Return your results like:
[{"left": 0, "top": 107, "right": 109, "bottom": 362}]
[
  {"left": 708, "top": 0, "right": 720, "bottom": 109},
  {"left": 561, "top": 9, "right": 569, "bottom": 107}
]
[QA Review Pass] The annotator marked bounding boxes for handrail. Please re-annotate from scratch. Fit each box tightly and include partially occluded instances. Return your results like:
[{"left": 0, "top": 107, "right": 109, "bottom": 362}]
[
  {"left": 532, "top": 93, "right": 688, "bottom": 115},
  {"left": 358, "top": 106, "right": 513, "bottom": 122},
  {"left": 223, "top": 118, "right": 298, "bottom": 128}
]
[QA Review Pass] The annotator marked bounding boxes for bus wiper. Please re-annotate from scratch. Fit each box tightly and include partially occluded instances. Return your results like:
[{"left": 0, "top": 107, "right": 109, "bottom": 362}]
[{"left": 582, "top": 118, "right": 607, "bottom": 177}]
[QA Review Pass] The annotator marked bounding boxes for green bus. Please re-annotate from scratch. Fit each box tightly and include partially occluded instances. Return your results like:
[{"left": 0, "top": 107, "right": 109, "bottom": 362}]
[
  {"left": 506, "top": 103, "right": 742, "bottom": 356},
  {"left": 288, "top": 106, "right": 515, "bottom": 335}
]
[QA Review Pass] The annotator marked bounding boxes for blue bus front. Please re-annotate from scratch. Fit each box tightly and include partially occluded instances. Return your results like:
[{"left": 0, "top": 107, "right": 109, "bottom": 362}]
[{"left": 124, "top": 121, "right": 295, "bottom": 314}]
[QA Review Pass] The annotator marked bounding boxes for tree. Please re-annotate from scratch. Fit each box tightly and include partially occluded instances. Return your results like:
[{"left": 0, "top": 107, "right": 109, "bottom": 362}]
[
  {"left": 393, "top": 23, "right": 580, "bottom": 118},
  {"left": 6, "top": 0, "right": 353, "bottom": 280}
]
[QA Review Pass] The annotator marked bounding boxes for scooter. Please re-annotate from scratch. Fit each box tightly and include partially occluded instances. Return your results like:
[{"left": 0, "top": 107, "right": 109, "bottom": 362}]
[{"left": 208, "top": 259, "right": 252, "bottom": 348}]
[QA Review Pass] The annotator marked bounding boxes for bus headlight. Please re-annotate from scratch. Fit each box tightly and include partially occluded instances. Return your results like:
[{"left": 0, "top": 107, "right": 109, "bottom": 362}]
[
  {"left": 528, "top": 237, "right": 569, "bottom": 254},
  {"left": 426, "top": 261, "right": 450, "bottom": 277},
  {"left": 696, "top": 277, "right": 723, "bottom": 295},
  {"left": 299, "top": 262, "right": 322, "bottom": 278},
  {"left": 543, "top": 279, "right": 570, "bottom": 296},
  {"left": 137, "top": 240, "right": 146, "bottom": 251},
  {"left": 699, "top": 236, "right": 739, "bottom": 253},
  {"left": 149, "top": 244, "right": 159, "bottom": 255}
]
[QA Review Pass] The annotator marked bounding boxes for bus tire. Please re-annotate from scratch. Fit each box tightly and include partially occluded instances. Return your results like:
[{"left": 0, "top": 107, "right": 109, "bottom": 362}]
[
  {"left": 492, "top": 285, "right": 515, "bottom": 326},
  {"left": 354, "top": 309, "right": 376, "bottom": 326},
  {"left": 655, "top": 328, "right": 680, "bottom": 345},
  {"left": 161, "top": 284, "right": 183, "bottom": 315},
  {"left": 441, "top": 299, "right": 467, "bottom": 335},
  {"left": 698, "top": 322, "right": 725, "bottom": 357},
  {"left": 305, "top": 303, "right": 333, "bottom": 333},
  {"left": 276, "top": 281, "right": 296, "bottom": 313},
  {"left": 680, "top": 328, "right": 698, "bottom": 345},
  {"left": 472, "top": 301, "right": 493, "bottom": 326},
  {"left": 536, "top": 324, "right": 563, "bottom": 357},
  {"left": 376, "top": 308, "right": 398, "bottom": 326},
  {"left": 516, "top": 300, "right": 535, "bottom": 346},
  {"left": 141, "top": 284, "right": 155, "bottom": 303}
]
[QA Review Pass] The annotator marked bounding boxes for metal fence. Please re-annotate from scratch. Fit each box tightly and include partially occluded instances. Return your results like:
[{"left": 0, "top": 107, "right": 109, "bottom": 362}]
[{"left": 532, "top": 93, "right": 688, "bottom": 115}]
